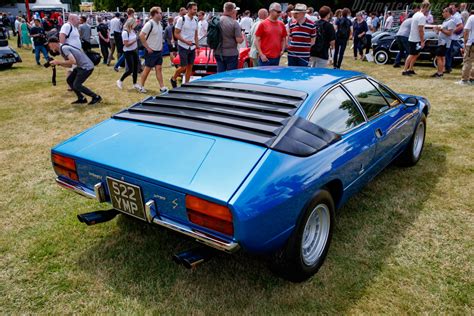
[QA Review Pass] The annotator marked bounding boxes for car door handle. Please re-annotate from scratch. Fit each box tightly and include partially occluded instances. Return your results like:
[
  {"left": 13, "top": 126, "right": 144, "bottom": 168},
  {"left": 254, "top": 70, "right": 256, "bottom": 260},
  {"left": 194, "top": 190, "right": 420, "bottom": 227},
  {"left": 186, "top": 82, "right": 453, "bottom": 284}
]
[{"left": 375, "top": 128, "right": 383, "bottom": 138}]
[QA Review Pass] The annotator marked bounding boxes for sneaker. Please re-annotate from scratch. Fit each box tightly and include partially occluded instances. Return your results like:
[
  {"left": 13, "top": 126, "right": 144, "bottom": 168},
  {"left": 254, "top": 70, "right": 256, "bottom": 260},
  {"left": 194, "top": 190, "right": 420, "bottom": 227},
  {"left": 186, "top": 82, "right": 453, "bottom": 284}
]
[
  {"left": 114, "top": 67, "right": 119, "bottom": 72},
  {"left": 160, "top": 87, "right": 169, "bottom": 94},
  {"left": 116, "top": 80, "right": 123, "bottom": 90},
  {"left": 133, "top": 83, "right": 142, "bottom": 91},
  {"left": 393, "top": 64, "right": 401, "bottom": 68},
  {"left": 455, "top": 80, "right": 470, "bottom": 85},
  {"left": 431, "top": 73, "right": 443, "bottom": 78},
  {"left": 88, "top": 95, "right": 102, "bottom": 105},
  {"left": 170, "top": 78, "right": 177, "bottom": 88},
  {"left": 408, "top": 70, "right": 416, "bottom": 75},
  {"left": 402, "top": 71, "right": 412, "bottom": 76},
  {"left": 134, "top": 84, "right": 146, "bottom": 93},
  {"left": 71, "top": 98, "right": 87, "bottom": 104}
]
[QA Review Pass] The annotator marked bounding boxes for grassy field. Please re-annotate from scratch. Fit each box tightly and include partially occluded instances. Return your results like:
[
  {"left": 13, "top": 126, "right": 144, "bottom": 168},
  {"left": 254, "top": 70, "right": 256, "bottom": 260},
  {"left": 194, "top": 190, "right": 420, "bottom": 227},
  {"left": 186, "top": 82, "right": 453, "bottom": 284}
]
[{"left": 0, "top": 38, "right": 473, "bottom": 314}]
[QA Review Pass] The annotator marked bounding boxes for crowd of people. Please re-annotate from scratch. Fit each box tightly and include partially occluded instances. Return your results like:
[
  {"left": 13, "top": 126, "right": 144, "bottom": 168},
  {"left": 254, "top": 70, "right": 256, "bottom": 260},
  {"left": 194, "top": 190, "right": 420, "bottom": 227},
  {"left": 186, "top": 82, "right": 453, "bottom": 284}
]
[{"left": 1, "top": 0, "right": 473, "bottom": 105}]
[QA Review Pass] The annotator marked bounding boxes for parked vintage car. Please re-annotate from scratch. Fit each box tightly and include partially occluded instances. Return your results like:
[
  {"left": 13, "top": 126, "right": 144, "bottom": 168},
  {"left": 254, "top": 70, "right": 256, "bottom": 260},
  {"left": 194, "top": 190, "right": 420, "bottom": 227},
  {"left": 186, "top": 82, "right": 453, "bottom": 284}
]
[
  {"left": 51, "top": 68, "right": 429, "bottom": 282},
  {"left": 372, "top": 30, "right": 463, "bottom": 67},
  {"left": 370, "top": 26, "right": 399, "bottom": 47},
  {"left": 0, "top": 29, "right": 22, "bottom": 69},
  {"left": 171, "top": 46, "right": 252, "bottom": 78}
]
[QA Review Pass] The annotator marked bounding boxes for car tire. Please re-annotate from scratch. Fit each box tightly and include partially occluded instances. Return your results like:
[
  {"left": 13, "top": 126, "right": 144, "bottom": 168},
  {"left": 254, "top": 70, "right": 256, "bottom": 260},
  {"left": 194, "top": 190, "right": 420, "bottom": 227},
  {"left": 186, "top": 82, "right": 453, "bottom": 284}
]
[
  {"left": 0, "top": 63, "right": 13, "bottom": 69},
  {"left": 396, "top": 113, "right": 426, "bottom": 167},
  {"left": 270, "top": 190, "right": 335, "bottom": 282},
  {"left": 374, "top": 50, "right": 389, "bottom": 65}
]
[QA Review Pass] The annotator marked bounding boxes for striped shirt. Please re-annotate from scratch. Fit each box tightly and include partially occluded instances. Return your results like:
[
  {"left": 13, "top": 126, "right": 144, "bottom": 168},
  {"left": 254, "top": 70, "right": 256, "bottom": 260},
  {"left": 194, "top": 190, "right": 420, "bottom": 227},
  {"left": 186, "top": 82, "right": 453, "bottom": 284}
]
[{"left": 288, "top": 18, "right": 316, "bottom": 58}]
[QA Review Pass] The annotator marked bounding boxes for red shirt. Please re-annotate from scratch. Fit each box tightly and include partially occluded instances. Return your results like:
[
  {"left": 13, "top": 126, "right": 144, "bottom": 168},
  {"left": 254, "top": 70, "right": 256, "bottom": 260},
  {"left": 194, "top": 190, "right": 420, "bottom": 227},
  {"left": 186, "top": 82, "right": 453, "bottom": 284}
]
[{"left": 255, "top": 18, "right": 288, "bottom": 59}]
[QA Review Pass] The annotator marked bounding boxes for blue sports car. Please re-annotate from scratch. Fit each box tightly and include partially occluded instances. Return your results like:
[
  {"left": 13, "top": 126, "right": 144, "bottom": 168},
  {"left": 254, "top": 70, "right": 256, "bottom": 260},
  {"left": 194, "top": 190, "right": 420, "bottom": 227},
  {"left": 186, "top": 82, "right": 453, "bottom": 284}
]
[{"left": 51, "top": 67, "right": 429, "bottom": 282}]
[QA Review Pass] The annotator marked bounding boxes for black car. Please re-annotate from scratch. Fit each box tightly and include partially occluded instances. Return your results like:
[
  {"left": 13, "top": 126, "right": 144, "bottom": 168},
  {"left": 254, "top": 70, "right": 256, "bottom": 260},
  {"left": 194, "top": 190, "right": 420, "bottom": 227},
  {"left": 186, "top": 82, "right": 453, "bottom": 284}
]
[
  {"left": 371, "top": 26, "right": 399, "bottom": 47},
  {"left": 372, "top": 30, "right": 463, "bottom": 67},
  {"left": 0, "top": 27, "right": 21, "bottom": 69}
]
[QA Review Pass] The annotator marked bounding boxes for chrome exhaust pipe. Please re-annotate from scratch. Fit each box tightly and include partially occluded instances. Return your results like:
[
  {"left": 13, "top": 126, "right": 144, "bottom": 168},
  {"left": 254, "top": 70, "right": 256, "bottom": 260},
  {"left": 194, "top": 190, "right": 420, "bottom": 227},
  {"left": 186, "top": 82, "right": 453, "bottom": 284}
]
[
  {"left": 77, "top": 209, "right": 119, "bottom": 225},
  {"left": 172, "top": 247, "right": 216, "bottom": 269}
]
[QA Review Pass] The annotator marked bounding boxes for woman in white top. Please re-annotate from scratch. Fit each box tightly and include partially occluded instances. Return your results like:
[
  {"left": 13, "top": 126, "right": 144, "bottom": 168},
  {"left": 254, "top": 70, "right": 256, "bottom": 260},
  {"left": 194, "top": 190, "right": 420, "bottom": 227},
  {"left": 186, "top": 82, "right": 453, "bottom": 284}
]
[{"left": 117, "top": 18, "right": 140, "bottom": 90}]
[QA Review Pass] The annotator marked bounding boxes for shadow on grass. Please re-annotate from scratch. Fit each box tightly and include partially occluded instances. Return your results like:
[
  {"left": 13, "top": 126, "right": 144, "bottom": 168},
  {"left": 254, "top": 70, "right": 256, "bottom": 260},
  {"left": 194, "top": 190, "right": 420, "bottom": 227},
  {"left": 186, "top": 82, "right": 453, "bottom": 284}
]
[{"left": 77, "top": 143, "right": 447, "bottom": 313}]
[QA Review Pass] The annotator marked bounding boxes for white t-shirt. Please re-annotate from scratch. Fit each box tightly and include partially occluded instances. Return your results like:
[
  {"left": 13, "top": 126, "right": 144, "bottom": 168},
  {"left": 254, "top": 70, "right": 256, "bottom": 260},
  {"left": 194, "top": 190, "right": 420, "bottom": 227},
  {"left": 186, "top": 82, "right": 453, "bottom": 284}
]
[
  {"left": 110, "top": 17, "right": 122, "bottom": 33},
  {"left": 384, "top": 15, "right": 394, "bottom": 30},
  {"left": 438, "top": 17, "right": 456, "bottom": 47},
  {"left": 409, "top": 11, "right": 426, "bottom": 43},
  {"left": 451, "top": 12, "right": 463, "bottom": 40},
  {"left": 465, "top": 15, "right": 474, "bottom": 45},
  {"left": 60, "top": 23, "right": 81, "bottom": 49},
  {"left": 175, "top": 15, "right": 198, "bottom": 49},
  {"left": 198, "top": 19, "right": 208, "bottom": 40},
  {"left": 122, "top": 30, "right": 137, "bottom": 51},
  {"left": 240, "top": 16, "right": 253, "bottom": 34},
  {"left": 366, "top": 16, "right": 373, "bottom": 34},
  {"left": 141, "top": 20, "right": 163, "bottom": 51}
]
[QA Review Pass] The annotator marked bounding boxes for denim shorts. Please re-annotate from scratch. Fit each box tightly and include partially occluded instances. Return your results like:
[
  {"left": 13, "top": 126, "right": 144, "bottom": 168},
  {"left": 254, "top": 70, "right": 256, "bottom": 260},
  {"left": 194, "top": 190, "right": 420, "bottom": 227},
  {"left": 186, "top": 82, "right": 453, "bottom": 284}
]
[
  {"left": 144, "top": 50, "right": 163, "bottom": 67},
  {"left": 178, "top": 45, "right": 196, "bottom": 67}
]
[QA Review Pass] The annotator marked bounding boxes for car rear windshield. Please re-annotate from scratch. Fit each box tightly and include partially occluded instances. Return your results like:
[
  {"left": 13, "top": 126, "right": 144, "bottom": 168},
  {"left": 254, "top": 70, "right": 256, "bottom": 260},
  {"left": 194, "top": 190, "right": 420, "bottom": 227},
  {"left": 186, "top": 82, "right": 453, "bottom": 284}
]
[{"left": 113, "top": 81, "right": 340, "bottom": 156}]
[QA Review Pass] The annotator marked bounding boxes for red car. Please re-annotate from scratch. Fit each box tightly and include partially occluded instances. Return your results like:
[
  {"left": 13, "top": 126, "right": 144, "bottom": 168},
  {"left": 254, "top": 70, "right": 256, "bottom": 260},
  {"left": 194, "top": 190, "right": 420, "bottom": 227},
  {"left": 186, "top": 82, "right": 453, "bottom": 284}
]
[{"left": 172, "top": 46, "right": 252, "bottom": 78}]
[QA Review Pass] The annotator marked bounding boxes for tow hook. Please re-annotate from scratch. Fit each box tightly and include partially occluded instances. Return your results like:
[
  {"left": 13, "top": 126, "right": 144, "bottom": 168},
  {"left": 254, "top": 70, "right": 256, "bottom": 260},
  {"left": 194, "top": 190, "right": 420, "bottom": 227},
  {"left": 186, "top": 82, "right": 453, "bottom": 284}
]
[
  {"left": 172, "top": 247, "right": 216, "bottom": 269},
  {"left": 77, "top": 209, "right": 119, "bottom": 225}
]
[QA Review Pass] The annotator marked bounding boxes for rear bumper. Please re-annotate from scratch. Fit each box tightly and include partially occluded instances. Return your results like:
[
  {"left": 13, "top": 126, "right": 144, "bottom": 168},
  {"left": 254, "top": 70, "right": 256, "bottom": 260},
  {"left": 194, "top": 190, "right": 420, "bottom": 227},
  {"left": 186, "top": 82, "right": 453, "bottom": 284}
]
[{"left": 55, "top": 177, "right": 240, "bottom": 253}]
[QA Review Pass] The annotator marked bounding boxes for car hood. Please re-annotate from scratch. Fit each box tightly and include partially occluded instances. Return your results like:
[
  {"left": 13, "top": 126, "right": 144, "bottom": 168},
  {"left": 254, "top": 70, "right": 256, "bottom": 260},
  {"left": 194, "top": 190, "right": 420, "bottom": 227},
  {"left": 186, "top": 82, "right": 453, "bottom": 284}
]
[{"left": 52, "top": 118, "right": 267, "bottom": 202}]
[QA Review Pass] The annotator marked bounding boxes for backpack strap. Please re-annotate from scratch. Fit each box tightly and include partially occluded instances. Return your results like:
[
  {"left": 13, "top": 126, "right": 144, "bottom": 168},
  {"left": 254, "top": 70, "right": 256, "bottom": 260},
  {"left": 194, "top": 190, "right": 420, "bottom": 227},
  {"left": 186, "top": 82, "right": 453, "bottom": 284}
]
[
  {"left": 65, "top": 22, "right": 73, "bottom": 39},
  {"left": 145, "top": 20, "right": 154, "bottom": 41}
]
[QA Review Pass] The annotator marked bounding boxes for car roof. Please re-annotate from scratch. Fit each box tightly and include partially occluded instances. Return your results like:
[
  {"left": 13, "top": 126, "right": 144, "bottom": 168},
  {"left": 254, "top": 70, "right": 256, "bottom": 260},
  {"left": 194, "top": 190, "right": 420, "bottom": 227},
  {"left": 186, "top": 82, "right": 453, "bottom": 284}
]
[{"left": 198, "top": 67, "right": 364, "bottom": 97}]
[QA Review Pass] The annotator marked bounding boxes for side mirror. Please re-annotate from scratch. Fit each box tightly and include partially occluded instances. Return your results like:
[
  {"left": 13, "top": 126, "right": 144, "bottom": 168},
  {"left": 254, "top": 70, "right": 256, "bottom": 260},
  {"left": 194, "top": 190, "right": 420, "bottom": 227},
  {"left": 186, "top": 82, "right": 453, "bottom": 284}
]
[{"left": 404, "top": 96, "right": 419, "bottom": 107}]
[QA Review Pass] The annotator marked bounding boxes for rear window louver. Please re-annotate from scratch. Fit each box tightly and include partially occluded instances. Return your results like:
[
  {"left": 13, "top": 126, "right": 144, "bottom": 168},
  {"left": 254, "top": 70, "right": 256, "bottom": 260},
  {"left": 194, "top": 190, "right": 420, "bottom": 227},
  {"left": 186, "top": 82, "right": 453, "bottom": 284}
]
[{"left": 113, "top": 81, "right": 340, "bottom": 156}]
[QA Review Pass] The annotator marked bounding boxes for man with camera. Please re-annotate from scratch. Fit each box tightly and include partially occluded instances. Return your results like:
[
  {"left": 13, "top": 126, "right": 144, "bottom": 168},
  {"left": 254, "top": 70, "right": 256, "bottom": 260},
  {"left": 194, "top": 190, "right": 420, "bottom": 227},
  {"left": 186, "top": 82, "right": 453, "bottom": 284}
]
[
  {"left": 47, "top": 37, "right": 102, "bottom": 105},
  {"left": 30, "top": 19, "right": 49, "bottom": 66}
]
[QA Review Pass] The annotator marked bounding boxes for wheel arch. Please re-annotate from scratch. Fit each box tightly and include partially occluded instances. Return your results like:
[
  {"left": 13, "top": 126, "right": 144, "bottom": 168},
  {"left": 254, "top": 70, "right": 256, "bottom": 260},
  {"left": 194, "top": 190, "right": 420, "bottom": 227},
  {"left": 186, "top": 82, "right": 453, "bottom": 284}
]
[
  {"left": 422, "top": 105, "right": 429, "bottom": 117},
  {"left": 323, "top": 179, "right": 344, "bottom": 210}
]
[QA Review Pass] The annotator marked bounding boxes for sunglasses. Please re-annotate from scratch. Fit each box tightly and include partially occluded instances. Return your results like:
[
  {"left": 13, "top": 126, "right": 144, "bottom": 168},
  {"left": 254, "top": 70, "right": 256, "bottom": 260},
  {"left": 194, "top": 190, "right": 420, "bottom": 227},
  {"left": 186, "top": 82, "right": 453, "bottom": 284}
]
[{"left": 272, "top": 10, "right": 282, "bottom": 13}]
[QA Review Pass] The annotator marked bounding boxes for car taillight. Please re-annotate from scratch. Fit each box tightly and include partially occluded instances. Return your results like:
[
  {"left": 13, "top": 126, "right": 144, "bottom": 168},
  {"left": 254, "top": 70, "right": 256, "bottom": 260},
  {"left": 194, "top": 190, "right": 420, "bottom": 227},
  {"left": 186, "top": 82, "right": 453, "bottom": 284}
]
[
  {"left": 52, "top": 153, "right": 78, "bottom": 181},
  {"left": 186, "top": 195, "right": 234, "bottom": 236}
]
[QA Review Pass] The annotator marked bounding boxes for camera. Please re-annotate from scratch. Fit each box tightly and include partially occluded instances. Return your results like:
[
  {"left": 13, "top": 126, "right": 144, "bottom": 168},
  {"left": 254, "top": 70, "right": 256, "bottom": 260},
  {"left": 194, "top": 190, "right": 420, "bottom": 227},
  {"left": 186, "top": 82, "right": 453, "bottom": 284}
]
[{"left": 44, "top": 57, "right": 55, "bottom": 68}]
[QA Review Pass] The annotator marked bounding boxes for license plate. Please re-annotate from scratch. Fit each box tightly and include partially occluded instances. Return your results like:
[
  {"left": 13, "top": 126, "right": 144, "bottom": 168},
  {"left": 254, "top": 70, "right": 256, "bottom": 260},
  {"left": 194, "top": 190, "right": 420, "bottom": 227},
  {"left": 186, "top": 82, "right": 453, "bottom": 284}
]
[
  {"left": 189, "top": 76, "right": 202, "bottom": 82},
  {"left": 107, "top": 177, "right": 146, "bottom": 221}
]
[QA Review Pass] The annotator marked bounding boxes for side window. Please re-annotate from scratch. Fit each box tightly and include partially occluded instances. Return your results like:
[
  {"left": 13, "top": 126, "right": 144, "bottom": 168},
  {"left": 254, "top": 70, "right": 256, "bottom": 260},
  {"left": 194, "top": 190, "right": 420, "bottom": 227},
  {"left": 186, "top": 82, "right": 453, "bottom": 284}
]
[
  {"left": 344, "top": 79, "right": 390, "bottom": 119},
  {"left": 369, "top": 79, "right": 401, "bottom": 107},
  {"left": 310, "top": 87, "right": 365, "bottom": 134}
]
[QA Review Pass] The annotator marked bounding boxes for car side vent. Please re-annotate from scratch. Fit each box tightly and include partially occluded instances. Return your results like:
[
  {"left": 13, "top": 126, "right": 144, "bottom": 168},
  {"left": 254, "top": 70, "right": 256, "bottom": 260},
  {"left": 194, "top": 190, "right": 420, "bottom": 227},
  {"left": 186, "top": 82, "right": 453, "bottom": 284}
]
[
  {"left": 272, "top": 117, "right": 341, "bottom": 157},
  {"left": 113, "top": 81, "right": 337, "bottom": 156}
]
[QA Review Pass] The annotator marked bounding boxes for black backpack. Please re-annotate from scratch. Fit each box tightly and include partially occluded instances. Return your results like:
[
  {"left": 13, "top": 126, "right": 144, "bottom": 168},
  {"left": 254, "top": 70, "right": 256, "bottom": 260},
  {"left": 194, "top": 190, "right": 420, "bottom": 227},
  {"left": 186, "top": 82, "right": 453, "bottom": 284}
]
[
  {"left": 60, "top": 44, "right": 101, "bottom": 66},
  {"left": 337, "top": 18, "right": 350, "bottom": 40},
  {"left": 311, "top": 20, "right": 326, "bottom": 56},
  {"left": 206, "top": 16, "right": 221, "bottom": 50},
  {"left": 172, "top": 16, "right": 186, "bottom": 42},
  {"left": 86, "top": 51, "right": 101, "bottom": 65}
]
